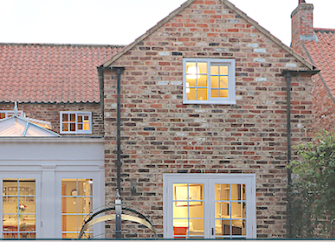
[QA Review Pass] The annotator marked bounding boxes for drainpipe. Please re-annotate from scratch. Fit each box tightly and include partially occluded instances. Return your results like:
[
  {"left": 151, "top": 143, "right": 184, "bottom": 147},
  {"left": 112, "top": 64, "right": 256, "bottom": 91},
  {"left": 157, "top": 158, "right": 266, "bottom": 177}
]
[
  {"left": 281, "top": 69, "right": 319, "bottom": 238},
  {"left": 285, "top": 72, "right": 293, "bottom": 238},
  {"left": 112, "top": 67, "right": 125, "bottom": 196}
]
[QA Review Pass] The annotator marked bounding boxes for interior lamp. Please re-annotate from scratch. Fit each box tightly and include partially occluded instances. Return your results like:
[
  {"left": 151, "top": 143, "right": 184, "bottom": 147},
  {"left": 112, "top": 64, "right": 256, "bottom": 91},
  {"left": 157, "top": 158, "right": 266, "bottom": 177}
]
[
  {"left": 186, "top": 82, "right": 190, "bottom": 93},
  {"left": 187, "top": 66, "right": 200, "bottom": 79}
]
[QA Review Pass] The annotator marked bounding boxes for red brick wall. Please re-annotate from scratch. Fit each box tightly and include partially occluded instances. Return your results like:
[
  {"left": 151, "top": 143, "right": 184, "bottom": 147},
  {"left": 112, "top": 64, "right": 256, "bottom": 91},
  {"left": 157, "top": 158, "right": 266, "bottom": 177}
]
[
  {"left": 0, "top": 103, "right": 103, "bottom": 136},
  {"left": 104, "top": 0, "right": 313, "bottom": 238}
]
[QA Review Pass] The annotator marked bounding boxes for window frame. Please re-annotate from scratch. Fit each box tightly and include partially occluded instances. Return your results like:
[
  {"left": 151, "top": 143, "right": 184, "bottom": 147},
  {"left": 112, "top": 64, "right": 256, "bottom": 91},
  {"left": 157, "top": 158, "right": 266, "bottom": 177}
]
[
  {"left": 163, "top": 173, "right": 256, "bottom": 239},
  {"left": 183, "top": 58, "right": 236, "bottom": 105},
  {"left": 0, "top": 110, "right": 24, "bottom": 119},
  {"left": 60, "top": 111, "right": 92, "bottom": 134}
]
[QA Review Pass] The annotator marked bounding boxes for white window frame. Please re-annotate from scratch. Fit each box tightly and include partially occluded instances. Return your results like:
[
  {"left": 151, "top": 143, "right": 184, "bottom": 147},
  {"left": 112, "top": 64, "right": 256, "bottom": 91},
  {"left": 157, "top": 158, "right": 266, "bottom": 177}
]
[
  {"left": 0, "top": 173, "right": 41, "bottom": 239},
  {"left": 183, "top": 58, "right": 236, "bottom": 105},
  {"left": 0, "top": 110, "right": 24, "bottom": 119},
  {"left": 163, "top": 173, "right": 256, "bottom": 239},
  {"left": 60, "top": 111, "right": 92, "bottom": 134}
]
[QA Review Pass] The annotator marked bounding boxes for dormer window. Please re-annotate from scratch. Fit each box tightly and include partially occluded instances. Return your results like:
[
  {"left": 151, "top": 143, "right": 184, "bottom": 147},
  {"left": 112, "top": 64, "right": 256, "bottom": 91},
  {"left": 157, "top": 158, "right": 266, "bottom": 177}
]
[{"left": 60, "top": 111, "right": 92, "bottom": 134}]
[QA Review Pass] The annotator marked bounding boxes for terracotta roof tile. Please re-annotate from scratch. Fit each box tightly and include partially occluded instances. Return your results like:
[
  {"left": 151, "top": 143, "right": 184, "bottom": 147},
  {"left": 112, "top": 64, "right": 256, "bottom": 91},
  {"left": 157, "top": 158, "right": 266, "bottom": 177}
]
[
  {"left": 303, "top": 29, "right": 335, "bottom": 98},
  {"left": 0, "top": 43, "right": 124, "bottom": 103}
]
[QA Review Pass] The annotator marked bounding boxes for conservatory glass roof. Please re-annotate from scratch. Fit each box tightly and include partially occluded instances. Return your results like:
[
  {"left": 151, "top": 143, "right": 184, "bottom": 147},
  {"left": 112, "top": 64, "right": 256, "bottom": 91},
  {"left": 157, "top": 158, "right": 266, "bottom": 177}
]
[{"left": 0, "top": 116, "right": 60, "bottom": 137}]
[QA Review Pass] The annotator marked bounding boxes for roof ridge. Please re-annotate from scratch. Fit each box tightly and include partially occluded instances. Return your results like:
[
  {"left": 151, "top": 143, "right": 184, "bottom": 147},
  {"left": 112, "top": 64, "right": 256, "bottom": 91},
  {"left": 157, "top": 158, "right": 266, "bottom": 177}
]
[
  {"left": 0, "top": 42, "right": 125, "bottom": 49},
  {"left": 314, "top": 28, "right": 335, "bottom": 33}
]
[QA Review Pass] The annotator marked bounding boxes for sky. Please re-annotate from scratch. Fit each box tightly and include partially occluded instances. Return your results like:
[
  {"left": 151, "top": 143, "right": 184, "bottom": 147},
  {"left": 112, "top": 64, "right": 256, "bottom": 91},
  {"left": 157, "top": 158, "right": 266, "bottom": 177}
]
[{"left": 0, "top": 0, "right": 333, "bottom": 47}]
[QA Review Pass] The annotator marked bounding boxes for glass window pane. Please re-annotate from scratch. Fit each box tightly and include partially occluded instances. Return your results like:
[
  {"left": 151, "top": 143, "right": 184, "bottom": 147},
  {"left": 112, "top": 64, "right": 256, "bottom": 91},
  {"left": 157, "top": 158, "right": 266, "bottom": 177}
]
[
  {"left": 20, "top": 232, "right": 35, "bottom": 239},
  {"left": 211, "top": 76, "right": 219, "bottom": 88},
  {"left": 215, "top": 184, "right": 230, "bottom": 200},
  {"left": 70, "top": 123, "right": 76, "bottom": 131},
  {"left": 186, "top": 62, "right": 196, "bottom": 74},
  {"left": 220, "top": 90, "right": 229, "bottom": 98},
  {"left": 62, "top": 233, "right": 78, "bottom": 239},
  {"left": 220, "top": 66, "right": 229, "bottom": 75},
  {"left": 216, "top": 220, "right": 230, "bottom": 235},
  {"left": 84, "top": 116, "right": 89, "bottom": 121},
  {"left": 78, "top": 116, "right": 82, "bottom": 122},
  {"left": 173, "top": 202, "right": 188, "bottom": 218},
  {"left": 70, "top": 114, "right": 76, "bottom": 122},
  {"left": 62, "top": 215, "right": 77, "bottom": 232},
  {"left": 62, "top": 114, "right": 68, "bottom": 122},
  {"left": 62, "top": 123, "right": 69, "bottom": 132},
  {"left": 3, "top": 233, "right": 18, "bottom": 239},
  {"left": 0, "top": 113, "right": 5, "bottom": 119},
  {"left": 232, "top": 220, "right": 245, "bottom": 235},
  {"left": 198, "top": 88, "right": 207, "bottom": 101},
  {"left": 220, "top": 76, "right": 229, "bottom": 88},
  {"left": 19, "top": 197, "right": 35, "bottom": 214},
  {"left": 198, "top": 75, "right": 207, "bottom": 87},
  {"left": 78, "top": 197, "right": 92, "bottom": 214},
  {"left": 3, "top": 180, "right": 18, "bottom": 196},
  {"left": 186, "top": 76, "right": 197, "bottom": 87},
  {"left": 189, "top": 202, "right": 204, "bottom": 218},
  {"left": 232, "top": 202, "right": 246, "bottom": 219},
  {"left": 83, "top": 122, "right": 89, "bottom": 131},
  {"left": 211, "top": 89, "right": 219, "bottom": 98},
  {"left": 211, "top": 65, "right": 219, "bottom": 75},
  {"left": 232, "top": 184, "right": 242, "bottom": 200},
  {"left": 19, "top": 215, "right": 35, "bottom": 231},
  {"left": 3, "top": 197, "right": 18, "bottom": 213},
  {"left": 188, "top": 184, "right": 203, "bottom": 200},
  {"left": 189, "top": 219, "right": 204, "bottom": 235},
  {"left": 62, "top": 180, "right": 76, "bottom": 196},
  {"left": 198, "top": 63, "right": 207, "bottom": 74},
  {"left": 187, "top": 88, "right": 197, "bottom": 101},
  {"left": 78, "top": 179, "right": 93, "bottom": 196},
  {"left": 215, "top": 202, "right": 229, "bottom": 218},
  {"left": 19, "top": 179, "right": 35, "bottom": 196},
  {"left": 62, "top": 197, "right": 77, "bottom": 213},
  {"left": 78, "top": 124, "right": 83, "bottom": 130},
  {"left": 173, "top": 184, "right": 187, "bottom": 200},
  {"left": 3, "top": 215, "right": 18, "bottom": 231}
]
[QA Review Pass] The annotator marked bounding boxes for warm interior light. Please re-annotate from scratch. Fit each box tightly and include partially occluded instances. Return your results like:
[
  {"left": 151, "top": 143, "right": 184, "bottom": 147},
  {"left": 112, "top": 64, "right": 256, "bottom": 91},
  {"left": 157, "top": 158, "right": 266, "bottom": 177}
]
[
  {"left": 186, "top": 82, "right": 190, "bottom": 93},
  {"left": 187, "top": 66, "right": 200, "bottom": 79}
]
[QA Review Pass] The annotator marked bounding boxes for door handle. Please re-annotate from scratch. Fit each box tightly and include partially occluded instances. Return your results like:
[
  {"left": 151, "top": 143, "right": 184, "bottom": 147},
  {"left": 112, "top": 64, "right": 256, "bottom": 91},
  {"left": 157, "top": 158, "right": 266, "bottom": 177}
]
[{"left": 212, "top": 227, "right": 214, "bottom": 236}]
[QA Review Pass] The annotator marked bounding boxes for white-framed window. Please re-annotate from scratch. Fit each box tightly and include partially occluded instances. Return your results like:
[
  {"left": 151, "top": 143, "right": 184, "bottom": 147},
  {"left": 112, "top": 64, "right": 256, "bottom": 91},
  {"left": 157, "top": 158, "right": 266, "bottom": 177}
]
[
  {"left": 183, "top": 58, "right": 236, "bottom": 105},
  {"left": 0, "top": 174, "right": 41, "bottom": 239},
  {"left": 60, "top": 112, "right": 92, "bottom": 134},
  {"left": 0, "top": 111, "right": 23, "bottom": 119},
  {"left": 163, "top": 174, "right": 256, "bottom": 239}
]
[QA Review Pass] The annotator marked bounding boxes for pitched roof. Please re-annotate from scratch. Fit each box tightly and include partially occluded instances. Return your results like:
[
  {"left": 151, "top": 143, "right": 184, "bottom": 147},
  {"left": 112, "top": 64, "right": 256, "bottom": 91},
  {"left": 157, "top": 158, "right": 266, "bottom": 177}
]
[
  {"left": 103, "top": 0, "right": 315, "bottom": 70},
  {"left": 0, "top": 43, "right": 123, "bottom": 103},
  {"left": 303, "top": 29, "right": 335, "bottom": 97}
]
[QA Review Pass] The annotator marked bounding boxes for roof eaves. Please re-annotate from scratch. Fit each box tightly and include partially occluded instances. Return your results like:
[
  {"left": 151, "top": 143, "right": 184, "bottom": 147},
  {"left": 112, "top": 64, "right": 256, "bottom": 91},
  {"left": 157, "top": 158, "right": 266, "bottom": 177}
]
[
  {"left": 222, "top": 0, "right": 315, "bottom": 71},
  {"left": 103, "top": 0, "right": 196, "bottom": 68}
]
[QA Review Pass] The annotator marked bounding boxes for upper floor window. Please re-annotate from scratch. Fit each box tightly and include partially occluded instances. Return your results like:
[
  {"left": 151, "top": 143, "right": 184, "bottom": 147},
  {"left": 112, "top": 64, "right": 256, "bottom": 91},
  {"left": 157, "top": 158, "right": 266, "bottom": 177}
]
[
  {"left": 60, "top": 112, "right": 92, "bottom": 134},
  {"left": 0, "top": 110, "right": 23, "bottom": 119},
  {"left": 183, "top": 58, "right": 236, "bottom": 105}
]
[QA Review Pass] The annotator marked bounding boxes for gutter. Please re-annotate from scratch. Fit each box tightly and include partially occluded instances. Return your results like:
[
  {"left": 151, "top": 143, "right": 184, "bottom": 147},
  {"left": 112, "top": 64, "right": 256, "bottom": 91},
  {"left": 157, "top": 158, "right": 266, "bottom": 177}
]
[{"left": 280, "top": 69, "right": 319, "bottom": 238}]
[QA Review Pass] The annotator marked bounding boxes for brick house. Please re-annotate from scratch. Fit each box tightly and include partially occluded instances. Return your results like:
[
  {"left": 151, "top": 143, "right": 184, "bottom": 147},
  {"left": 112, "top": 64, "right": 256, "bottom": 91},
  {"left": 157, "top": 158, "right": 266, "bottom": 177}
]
[
  {"left": 101, "top": 0, "right": 318, "bottom": 239},
  {"left": 291, "top": 1, "right": 335, "bottom": 133},
  {"left": 0, "top": 43, "right": 122, "bottom": 238},
  {"left": 0, "top": 0, "right": 321, "bottom": 239}
]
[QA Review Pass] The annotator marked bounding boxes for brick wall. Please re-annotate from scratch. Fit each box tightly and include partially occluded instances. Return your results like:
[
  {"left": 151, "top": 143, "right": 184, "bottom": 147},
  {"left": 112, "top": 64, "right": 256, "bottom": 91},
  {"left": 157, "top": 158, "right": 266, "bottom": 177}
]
[
  {"left": 104, "top": 0, "right": 313, "bottom": 238},
  {"left": 0, "top": 103, "right": 103, "bottom": 136}
]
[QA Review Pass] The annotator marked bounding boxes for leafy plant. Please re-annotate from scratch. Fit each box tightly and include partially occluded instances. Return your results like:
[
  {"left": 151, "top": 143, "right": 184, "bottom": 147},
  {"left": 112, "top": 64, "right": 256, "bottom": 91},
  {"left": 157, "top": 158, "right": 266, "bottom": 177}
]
[{"left": 289, "top": 130, "right": 335, "bottom": 238}]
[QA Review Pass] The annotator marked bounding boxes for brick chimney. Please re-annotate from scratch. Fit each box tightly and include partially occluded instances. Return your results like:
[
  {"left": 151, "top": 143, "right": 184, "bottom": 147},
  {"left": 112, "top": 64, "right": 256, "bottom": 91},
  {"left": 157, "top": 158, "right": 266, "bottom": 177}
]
[{"left": 291, "top": 0, "right": 314, "bottom": 54}]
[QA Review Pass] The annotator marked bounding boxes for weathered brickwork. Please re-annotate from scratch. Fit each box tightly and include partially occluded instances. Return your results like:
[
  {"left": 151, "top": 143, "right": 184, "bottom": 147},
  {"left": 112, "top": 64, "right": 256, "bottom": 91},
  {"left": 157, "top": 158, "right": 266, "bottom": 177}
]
[
  {"left": 0, "top": 103, "right": 103, "bottom": 136},
  {"left": 104, "top": 0, "right": 313, "bottom": 238}
]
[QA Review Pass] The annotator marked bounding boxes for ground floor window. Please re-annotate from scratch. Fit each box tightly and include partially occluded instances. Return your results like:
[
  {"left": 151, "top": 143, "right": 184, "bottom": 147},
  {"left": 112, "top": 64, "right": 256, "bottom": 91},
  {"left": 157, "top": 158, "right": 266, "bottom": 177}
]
[
  {"left": 163, "top": 174, "right": 256, "bottom": 239},
  {"left": 61, "top": 179, "right": 93, "bottom": 239},
  {"left": 2, "top": 178, "right": 37, "bottom": 239}
]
